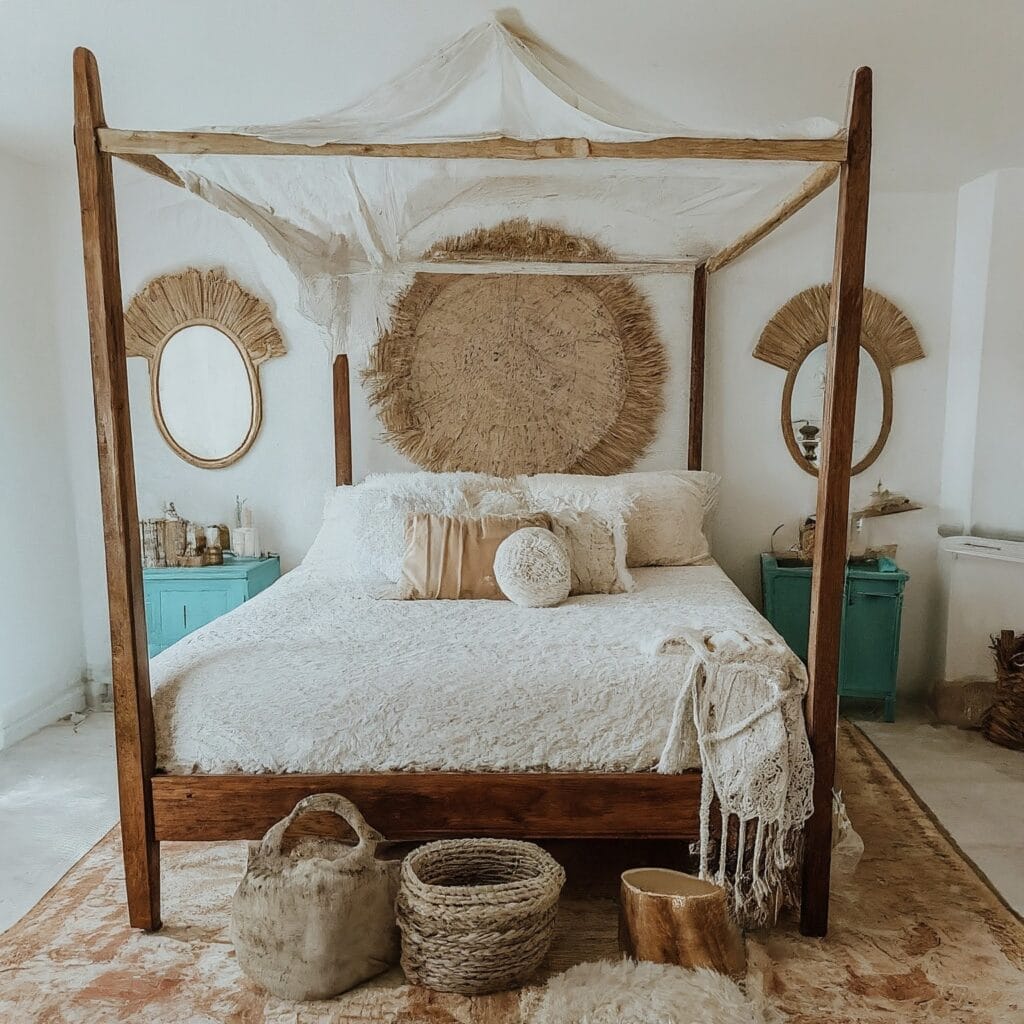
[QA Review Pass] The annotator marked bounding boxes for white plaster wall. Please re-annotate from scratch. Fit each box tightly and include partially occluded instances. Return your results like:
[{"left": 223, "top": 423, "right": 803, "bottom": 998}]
[
  {"left": 938, "top": 175, "right": 995, "bottom": 534},
  {"left": 52, "top": 163, "right": 955, "bottom": 700},
  {"left": 936, "top": 169, "right": 1024, "bottom": 682},
  {"left": 969, "top": 170, "right": 1024, "bottom": 540},
  {"left": 0, "top": 154, "right": 86, "bottom": 747}
]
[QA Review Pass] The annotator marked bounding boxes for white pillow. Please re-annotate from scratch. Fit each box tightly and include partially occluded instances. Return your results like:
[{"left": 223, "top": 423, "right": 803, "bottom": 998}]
[
  {"left": 520, "top": 471, "right": 719, "bottom": 567},
  {"left": 303, "top": 473, "right": 524, "bottom": 582}
]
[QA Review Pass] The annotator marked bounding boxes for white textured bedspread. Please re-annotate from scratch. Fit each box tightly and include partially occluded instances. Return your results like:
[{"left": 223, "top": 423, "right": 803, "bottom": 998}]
[{"left": 151, "top": 563, "right": 786, "bottom": 774}]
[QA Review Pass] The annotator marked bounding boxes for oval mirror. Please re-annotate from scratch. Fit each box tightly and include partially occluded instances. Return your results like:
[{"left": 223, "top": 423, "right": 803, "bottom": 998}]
[
  {"left": 782, "top": 342, "right": 892, "bottom": 476},
  {"left": 153, "top": 324, "right": 260, "bottom": 468}
]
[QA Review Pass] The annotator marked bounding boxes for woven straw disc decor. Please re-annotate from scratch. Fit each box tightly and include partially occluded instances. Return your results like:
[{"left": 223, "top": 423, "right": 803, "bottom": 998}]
[{"left": 364, "top": 221, "right": 667, "bottom": 476}]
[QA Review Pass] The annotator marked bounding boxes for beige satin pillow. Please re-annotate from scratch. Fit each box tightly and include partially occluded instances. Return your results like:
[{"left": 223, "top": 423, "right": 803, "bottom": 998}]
[{"left": 402, "top": 513, "right": 552, "bottom": 600}]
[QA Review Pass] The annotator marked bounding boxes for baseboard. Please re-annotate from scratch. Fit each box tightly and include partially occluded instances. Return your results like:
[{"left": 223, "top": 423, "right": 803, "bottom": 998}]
[{"left": 0, "top": 680, "right": 86, "bottom": 751}]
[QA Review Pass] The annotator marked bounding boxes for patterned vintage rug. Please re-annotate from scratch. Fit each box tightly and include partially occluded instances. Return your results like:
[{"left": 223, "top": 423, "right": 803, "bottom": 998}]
[{"left": 1, "top": 723, "right": 1022, "bottom": 1022}]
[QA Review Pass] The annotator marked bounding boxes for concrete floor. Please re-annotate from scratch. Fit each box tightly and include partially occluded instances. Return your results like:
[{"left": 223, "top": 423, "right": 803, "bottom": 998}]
[
  {"left": 858, "top": 711, "right": 1024, "bottom": 916},
  {"left": 0, "top": 708, "right": 1021, "bottom": 934},
  {"left": 0, "top": 712, "right": 119, "bottom": 933}
]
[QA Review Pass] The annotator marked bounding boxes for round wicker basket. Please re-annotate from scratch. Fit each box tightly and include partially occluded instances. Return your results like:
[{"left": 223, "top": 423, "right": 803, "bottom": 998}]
[{"left": 397, "top": 839, "right": 565, "bottom": 994}]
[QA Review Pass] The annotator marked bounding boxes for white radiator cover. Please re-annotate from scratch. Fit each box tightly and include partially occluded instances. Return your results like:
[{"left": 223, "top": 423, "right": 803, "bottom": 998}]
[{"left": 940, "top": 536, "right": 1024, "bottom": 680}]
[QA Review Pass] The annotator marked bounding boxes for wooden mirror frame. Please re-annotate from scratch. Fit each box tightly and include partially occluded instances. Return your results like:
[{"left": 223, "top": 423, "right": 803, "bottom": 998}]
[
  {"left": 150, "top": 320, "right": 261, "bottom": 469},
  {"left": 124, "top": 268, "right": 285, "bottom": 469},
  {"left": 755, "top": 284, "right": 923, "bottom": 477}
]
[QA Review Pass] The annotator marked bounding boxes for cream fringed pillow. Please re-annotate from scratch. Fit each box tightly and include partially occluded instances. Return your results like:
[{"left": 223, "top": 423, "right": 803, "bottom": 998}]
[
  {"left": 402, "top": 513, "right": 552, "bottom": 600},
  {"left": 517, "top": 485, "right": 634, "bottom": 595}
]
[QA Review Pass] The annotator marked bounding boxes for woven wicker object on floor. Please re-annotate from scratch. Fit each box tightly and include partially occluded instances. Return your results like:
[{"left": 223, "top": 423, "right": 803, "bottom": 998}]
[
  {"left": 397, "top": 838, "right": 566, "bottom": 994},
  {"left": 364, "top": 220, "right": 667, "bottom": 476},
  {"left": 984, "top": 630, "right": 1024, "bottom": 750}
]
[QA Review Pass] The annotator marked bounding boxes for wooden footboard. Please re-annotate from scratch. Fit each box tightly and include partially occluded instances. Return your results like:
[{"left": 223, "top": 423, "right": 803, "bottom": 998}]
[{"left": 152, "top": 771, "right": 704, "bottom": 842}]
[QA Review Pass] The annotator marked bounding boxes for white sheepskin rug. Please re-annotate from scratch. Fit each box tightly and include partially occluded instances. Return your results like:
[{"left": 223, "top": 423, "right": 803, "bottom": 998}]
[{"left": 526, "top": 959, "right": 772, "bottom": 1024}]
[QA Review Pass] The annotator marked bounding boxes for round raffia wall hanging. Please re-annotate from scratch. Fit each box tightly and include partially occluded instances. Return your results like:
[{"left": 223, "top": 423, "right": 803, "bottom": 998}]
[{"left": 363, "top": 220, "right": 667, "bottom": 476}]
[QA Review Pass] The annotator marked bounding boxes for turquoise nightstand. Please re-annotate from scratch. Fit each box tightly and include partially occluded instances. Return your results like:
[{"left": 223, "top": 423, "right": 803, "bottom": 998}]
[
  {"left": 143, "top": 555, "right": 280, "bottom": 657},
  {"left": 760, "top": 553, "right": 909, "bottom": 721}
]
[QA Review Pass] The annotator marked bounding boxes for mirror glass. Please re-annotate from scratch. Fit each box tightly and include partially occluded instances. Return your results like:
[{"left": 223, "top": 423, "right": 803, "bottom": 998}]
[
  {"left": 156, "top": 325, "right": 253, "bottom": 463},
  {"left": 788, "top": 343, "right": 884, "bottom": 470}
]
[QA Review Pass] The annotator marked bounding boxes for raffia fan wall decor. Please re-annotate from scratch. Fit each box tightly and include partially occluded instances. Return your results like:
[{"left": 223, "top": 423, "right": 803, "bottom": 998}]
[
  {"left": 755, "top": 284, "right": 924, "bottom": 476},
  {"left": 124, "top": 268, "right": 286, "bottom": 469},
  {"left": 754, "top": 285, "right": 923, "bottom": 371},
  {"left": 363, "top": 220, "right": 668, "bottom": 476}
]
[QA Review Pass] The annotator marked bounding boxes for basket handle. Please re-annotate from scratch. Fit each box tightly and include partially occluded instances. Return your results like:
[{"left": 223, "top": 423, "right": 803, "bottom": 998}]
[{"left": 260, "top": 793, "right": 384, "bottom": 866}]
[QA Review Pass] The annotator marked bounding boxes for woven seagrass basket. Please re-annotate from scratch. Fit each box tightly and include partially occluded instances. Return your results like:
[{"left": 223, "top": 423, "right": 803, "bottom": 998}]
[
  {"left": 984, "top": 630, "right": 1024, "bottom": 751},
  {"left": 396, "top": 838, "right": 565, "bottom": 994}
]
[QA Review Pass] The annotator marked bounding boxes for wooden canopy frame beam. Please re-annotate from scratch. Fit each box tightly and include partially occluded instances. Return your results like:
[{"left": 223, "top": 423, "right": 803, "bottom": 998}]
[
  {"left": 98, "top": 127, "right": 847, "bottom": 163},
  {"left": 74, "top": 45, "right": 870, "bottom": 939}
]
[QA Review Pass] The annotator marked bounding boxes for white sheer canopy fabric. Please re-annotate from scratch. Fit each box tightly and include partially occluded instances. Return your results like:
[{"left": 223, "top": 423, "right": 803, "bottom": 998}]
[{"left": 163, "top": 21, "right": 840, "bottom": 353}]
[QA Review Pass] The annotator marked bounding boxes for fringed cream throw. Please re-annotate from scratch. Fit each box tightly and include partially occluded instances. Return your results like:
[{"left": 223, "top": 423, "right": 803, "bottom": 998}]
[{"left": 654, "top": 628, "right": 815, "bottom": 929}]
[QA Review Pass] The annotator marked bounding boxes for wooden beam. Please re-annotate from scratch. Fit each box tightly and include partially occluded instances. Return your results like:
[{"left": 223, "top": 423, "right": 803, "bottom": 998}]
[
  {"left": 73, "top": 47, "right": 161, "bottom": 931},
  {"left": 333, "top": 354, "right": 353, "bottom": 486},
  {"left": 800, "top": 67, "right": 872, "bottom": 938},
  {"left": 688, "top": 263, "right": 708, "bottom": 470},
  {"left": 151, "top": 771, "right": 704, "bottom": 842},
  {"left": 116, "top": 152, "right": 184, "bottom": 189},
  {"left": 407, "top": 258, "right": 696, "bottom": 276},
  {"left": 97, "top": 127, "right": 847, "bottom": 163},
  {"left": 706, "top": 163, "right": 840, "bottom": 273}
]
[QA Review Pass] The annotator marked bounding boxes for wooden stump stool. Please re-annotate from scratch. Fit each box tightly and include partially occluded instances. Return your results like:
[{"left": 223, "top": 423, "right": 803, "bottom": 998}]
[{"left": 619, "top": 868, "right": 746, "bottom": 979}]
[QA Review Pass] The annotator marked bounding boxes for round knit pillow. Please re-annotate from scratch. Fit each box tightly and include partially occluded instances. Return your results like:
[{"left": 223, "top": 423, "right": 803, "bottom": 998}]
[{"left": 494, "top": 528, "right": 572, "bottom": 608}]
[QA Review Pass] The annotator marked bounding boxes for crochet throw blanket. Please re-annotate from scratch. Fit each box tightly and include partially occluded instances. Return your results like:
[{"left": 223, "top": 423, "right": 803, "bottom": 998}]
[{"left": 654, "top": 628, "right": 815, "bottom": 929}]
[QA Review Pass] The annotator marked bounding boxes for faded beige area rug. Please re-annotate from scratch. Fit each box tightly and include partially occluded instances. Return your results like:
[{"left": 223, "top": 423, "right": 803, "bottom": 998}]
[{"left": 1, "top": 723, "right": 1022, "bottom": 1022}]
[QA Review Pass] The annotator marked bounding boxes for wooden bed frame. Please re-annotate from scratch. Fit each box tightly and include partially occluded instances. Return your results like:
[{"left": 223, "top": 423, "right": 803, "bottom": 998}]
[{"left": 72, "top": 48, "right": 871, "bottom": 938}]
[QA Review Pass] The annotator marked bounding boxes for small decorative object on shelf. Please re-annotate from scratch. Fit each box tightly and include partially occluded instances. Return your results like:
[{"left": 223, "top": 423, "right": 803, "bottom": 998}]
[
  {"left": 619, "top": 868, "right": 746, "bottom": 978},
  {"left": 231, "top": 794, "right": 400, "bottom": 1000},
  {"left": 397, "top": 838, "right": 565, "bottom": 994},
  {"left": 138, "top": 502, "right": 234, "bottom": 568},
  {"left": 232, "top": 495, "right": 262, "bottom": 558},
  {"left": 850, "top": 481, "right": 921, "bottom": 562},
  {"left": 202, "top": 525, "right": 224, "bottom": 566},
  {"left": 984, "top": 630, "right": 1024, "bottom": 750}
]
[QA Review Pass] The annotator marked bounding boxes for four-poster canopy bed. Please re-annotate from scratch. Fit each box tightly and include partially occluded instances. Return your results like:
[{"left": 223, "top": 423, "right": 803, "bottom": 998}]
[{"left": 72, "top": 41, "right": 871, "bottom": 939}]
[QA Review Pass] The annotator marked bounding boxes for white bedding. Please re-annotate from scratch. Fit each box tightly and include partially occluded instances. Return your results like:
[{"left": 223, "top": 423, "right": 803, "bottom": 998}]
[{"left": 151, "top": 562, "right": 787, "bottom": 775}]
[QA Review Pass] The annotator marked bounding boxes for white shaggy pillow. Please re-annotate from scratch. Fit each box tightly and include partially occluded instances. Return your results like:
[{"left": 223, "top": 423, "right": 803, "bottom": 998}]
[
  {"left": 521, "top": 471, "right": 720, "bottom": 567},
  {"left": 304, "top": 473, "right": 524, "bottom": 582},
  {"left": 493, "top": 528, "right": 571, "bottom": 607}
]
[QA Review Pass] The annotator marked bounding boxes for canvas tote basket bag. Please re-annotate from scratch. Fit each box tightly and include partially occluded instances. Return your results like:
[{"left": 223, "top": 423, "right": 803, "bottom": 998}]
[{"left": 230, "top": 794, "right": 400, "bottom": 1000}]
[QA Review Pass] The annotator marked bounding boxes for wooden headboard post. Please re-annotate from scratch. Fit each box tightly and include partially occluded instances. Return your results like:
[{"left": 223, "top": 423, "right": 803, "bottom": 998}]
[
  {"left": 333, "top": 354, "right": 353, "bottom": 485},
  {"left": 687, "top": 263, "right": 708, "bottom": 470}
]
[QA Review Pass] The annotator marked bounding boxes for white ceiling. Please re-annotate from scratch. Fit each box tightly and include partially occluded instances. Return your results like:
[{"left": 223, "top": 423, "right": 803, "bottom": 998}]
[{"left": 1, "top": 0, "right": 1021, "bottom": 190}]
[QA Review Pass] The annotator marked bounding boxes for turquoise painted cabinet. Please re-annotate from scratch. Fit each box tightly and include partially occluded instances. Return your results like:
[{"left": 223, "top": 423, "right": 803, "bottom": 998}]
[
  {"left": 760, "top": 553, "right": 909, "bottom": 721},
  {"left": 143, "top": 555, "right": 280, "bottom": 657}
]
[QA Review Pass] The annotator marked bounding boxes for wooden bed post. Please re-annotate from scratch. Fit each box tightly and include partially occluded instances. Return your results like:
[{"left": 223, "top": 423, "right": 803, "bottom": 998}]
[
  {"left": 333, "top": 354, "right": 353, "bottom": 485},
  {"left": 800, "top": 66, "right": 872, "bottom": 937},
  {"left": 687, "top": 263, "right": 708, "bottom": 471},
  {"left": 73, "top": 47, "right": 161, "bottom": 931}
]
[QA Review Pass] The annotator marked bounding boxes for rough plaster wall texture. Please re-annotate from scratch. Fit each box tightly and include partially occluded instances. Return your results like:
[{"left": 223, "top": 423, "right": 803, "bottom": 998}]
[
  {"left": 56, "top": 163, "right": 955, "bottom": 699},
  {"left": 968, "top": 169, "right": 1024, "bottom": 540},
  {"left": 938, "top": 174, "right": 995, "bottom": 535},
  {"left": 0, "top": 155, "right": 86, "bottom": 745}
]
